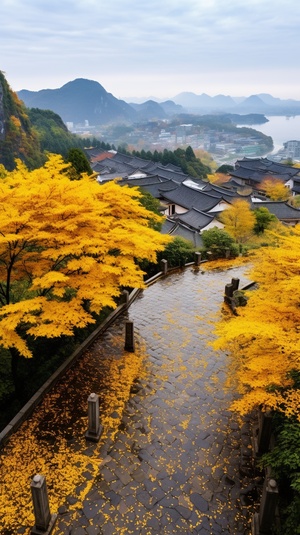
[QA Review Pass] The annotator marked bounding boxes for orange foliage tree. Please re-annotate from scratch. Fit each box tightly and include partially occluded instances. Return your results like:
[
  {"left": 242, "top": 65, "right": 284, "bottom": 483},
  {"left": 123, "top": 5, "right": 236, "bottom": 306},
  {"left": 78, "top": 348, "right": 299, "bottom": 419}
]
[
  {"left": 214, "top": 227, "right": 300, "bottom": 420},
  {"left": 0, "top": 154, "right": 170, "bottom": 387}
]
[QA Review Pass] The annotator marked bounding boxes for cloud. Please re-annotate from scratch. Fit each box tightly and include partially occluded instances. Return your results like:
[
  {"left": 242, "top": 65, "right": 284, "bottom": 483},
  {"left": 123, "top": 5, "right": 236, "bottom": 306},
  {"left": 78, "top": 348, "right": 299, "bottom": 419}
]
[{"left": 1, "top": 0, "right": 300, "bottom": 98}]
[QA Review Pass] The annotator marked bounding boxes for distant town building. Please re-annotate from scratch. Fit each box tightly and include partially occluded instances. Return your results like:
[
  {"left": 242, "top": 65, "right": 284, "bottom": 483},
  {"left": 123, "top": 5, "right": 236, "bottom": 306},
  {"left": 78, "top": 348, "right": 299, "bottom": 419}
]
[{"left": 283, "top": 140, "right": 300, "bottom": 160}]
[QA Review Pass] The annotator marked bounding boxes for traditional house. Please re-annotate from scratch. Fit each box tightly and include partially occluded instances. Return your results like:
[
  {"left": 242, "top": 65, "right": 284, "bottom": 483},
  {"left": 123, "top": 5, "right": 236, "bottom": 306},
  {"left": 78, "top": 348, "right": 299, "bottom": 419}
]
[
  {"left": 228, "top": 157, "right": 300, "bottom": 194},
  {"left": 86, "top": 150, "right": 300, "bottom": 245},
  {"left": 251, "top": 200, "right": 300, "bottom": 226}
]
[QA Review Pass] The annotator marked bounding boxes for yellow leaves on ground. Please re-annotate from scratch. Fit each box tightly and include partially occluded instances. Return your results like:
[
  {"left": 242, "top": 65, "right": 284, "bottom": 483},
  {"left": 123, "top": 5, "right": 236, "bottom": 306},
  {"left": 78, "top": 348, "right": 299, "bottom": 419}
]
[
  {"left": 214, "top": 228, "right": 300, "bottom": 419},
  {"left": 201, "top": 256, "right": 251, "bottom": 272},
  {"left": 0, "top": 335, "right": 145, "bottom": 532},
  {"left": 0, "top": 154, "right": 170, "bottom": 357}
]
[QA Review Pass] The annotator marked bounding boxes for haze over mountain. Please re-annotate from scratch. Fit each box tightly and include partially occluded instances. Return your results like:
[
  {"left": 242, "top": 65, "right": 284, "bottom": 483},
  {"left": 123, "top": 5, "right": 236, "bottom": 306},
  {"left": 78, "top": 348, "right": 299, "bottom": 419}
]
[{"left": 18, "top": 78, "right": 300, "bottom": 127}]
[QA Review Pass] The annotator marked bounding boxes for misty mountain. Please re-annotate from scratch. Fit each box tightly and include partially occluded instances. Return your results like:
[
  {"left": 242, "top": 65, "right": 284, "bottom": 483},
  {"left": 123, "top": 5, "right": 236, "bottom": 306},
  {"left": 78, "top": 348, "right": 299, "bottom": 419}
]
[
  {"left": 129, "top": 100, "right": 168, "bottom": 120},
  {"left": 18, "top": 78, "right": 300, "bottom": 128},
  {"left": 172, "top": 92, "right": 237, "bottom": 110},
  {"left": 172, "top": 91, "right": 300, "bottom": 115},
  {"left": 233, "top": 95, "right": 272, "bottom": 113},
  {"left": 18, "top": 79, "right": 138, "bottom": 126},
  {"left": 159, "top": 100, "right": 184, "bottom": 115},
  {"left": 129, "top": 99, "right": 183, "bottom": 120}
]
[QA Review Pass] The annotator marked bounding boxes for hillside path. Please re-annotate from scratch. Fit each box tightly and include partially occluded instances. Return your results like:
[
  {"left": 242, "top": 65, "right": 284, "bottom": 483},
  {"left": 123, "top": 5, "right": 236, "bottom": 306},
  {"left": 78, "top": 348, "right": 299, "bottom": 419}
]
[{"left": 56, "top": 265, "right": 254, "bottom": 535}]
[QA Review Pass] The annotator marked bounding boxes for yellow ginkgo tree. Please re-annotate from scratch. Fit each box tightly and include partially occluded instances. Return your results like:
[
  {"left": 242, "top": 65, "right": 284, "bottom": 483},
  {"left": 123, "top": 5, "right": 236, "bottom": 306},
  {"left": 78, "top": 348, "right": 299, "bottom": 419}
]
[
  {"left": 219, "top": 199, "right": 255, "bottom": 244},
  {"left": 214, "top": 226, "right": 300, "bottom": 420},
  {"left": 260, "top": 177, "right": 291, "bottom": 201},
  {"left": 0, "top": 154, "right": 170, "bottom": 390}
]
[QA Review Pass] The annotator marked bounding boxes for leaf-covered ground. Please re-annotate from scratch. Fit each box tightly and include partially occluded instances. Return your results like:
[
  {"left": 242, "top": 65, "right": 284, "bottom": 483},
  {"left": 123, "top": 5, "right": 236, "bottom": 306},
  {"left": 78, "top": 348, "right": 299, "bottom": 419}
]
[{"left": 0, "top": 318, "right": 145, "bottom": 533}]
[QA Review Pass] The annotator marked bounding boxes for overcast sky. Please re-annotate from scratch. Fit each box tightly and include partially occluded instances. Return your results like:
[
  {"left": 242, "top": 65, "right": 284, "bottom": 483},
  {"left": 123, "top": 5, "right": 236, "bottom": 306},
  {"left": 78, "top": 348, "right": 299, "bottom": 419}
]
[{"left": 1, "top": 0, "right": 300, "bottom": 101}]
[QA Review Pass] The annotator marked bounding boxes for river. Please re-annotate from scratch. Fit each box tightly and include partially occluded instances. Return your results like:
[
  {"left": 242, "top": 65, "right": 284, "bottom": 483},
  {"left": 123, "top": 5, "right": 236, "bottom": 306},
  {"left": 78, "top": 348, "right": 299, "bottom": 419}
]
[{"left": 245, "top": 115, "right": 300, "bottom": 154}]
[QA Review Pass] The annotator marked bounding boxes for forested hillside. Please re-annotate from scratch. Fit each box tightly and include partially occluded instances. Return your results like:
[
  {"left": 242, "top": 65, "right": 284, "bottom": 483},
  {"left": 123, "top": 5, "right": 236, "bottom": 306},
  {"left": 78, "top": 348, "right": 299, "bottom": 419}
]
[
  {"left": 0, "top": 72, "right": 91, "bottom": 170},
  {"left": 0, "top": 71, "right": 44, "bottom": 170}
]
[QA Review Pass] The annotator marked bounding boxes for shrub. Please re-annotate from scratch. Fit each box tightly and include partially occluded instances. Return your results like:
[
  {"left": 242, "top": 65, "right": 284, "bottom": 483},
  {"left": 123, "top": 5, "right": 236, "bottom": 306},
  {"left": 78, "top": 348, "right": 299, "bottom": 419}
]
[
  {"left": 202, "top": 227, "right": 238, "bottom": 258},
  {"left": 157, "top": 236, "right": 197, "bottom": 268},
  {"left": 260, "top": 415, "right": 300, "bottom": 534}
]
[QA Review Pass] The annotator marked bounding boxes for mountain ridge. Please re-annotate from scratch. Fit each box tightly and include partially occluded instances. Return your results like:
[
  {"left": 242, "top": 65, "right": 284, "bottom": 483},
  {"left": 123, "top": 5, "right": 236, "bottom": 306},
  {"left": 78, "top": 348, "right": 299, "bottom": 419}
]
[{"left": 18, "top": 78, "right": 300, "bottom": 127}]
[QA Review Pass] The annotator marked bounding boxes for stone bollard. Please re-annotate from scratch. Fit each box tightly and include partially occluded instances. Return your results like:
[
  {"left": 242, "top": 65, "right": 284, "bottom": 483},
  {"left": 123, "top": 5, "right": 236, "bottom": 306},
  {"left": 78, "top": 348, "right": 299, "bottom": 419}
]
[
  {"left": 121, "top": 289, "right": 129, "bottom": 306},
  {"left": 85, "top": 393, "right": 103, "bottom": 442},
  {"left": 224, "top": 283, "right": 234, "bottom": 304},
  {"left": 231, "top": 277, "right": 240, "bottom": 291},
  {"left": 30, "top": 474, "right": 57, "bottom": 534},
  {"left": 195, "top": 251, "right": 202, "bottom": 266},
  {"left": 256, "top": 410, "right": 273, "bottom": 456},
  {"left": 124, "top": 320, "right": 135, "bottom": 352},
  {"left": 160, "top": 258, "right": 168, "bottom": 275},
  {"left": 252, "top": 477, "right": 278, "bottom": 534}
]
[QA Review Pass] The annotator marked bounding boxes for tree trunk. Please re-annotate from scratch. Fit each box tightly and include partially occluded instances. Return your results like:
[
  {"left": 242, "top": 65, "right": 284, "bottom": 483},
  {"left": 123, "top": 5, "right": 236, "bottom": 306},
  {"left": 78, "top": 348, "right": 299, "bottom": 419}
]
[{"left": 9, "top": 347, "right": 26, "bottom": 402}]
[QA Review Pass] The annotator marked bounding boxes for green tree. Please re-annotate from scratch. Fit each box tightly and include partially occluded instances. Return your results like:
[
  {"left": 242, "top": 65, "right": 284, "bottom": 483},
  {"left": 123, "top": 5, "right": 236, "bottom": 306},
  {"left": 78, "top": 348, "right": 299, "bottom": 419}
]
[
  {"left": 201, "top": 227, "right": 238, "bottom": 258},
  {"left": 66, "top": 148, "right": 93, "bottom": 179},
  {"left": 157, "top": 236, "right": 196, "bottom": 268},
  {"left": 253, "top": 207, "right": 277, "bottom": 234},
  {"left": 28, "top": 108, "right": 83, "bottom": 157},
  {"left": 0, "top": 72, "right": 43, "bottom": 170},
  {"left": 216, "top": 164, "right": 234, "bottom": 174},
  {"left": 138, "top": 189, "right": 164, "bottom": 231},
  {"left": 185, "top": 145, "right": 196, "bottom": 161}
]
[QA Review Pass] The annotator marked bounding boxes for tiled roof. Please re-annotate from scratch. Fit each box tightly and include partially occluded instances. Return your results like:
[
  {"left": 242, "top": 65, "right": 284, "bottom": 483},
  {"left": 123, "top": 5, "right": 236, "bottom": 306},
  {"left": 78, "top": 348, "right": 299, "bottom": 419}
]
[
  {"left": 168, "top": 222, "right": 204, "bottom": 248},
  {"left": 173, "top": 208, "right": 215, "bottom": 230},
  {"left": 251, "top": 201, "right": 300, "bottom": 221},
  {"left": 161, "top": 219, "right": 177, "bottom": 234},
  {"left": 160, "top": 183, "right": 225, "bottom": 212},
  {"left": 119, "top": 176, "right": 178, "bottom": 198},
  {"left": 111, "top": 152, "right": 138, "bottom": 164},
  {"left": 203, "top": 183, "right": 252, "bottom": 202},
  {"left": 148, "top": 167, "right": 190, "bottom": 183},
  {"left": 234, "top": 157, "right": 300, "bottom": 179}
]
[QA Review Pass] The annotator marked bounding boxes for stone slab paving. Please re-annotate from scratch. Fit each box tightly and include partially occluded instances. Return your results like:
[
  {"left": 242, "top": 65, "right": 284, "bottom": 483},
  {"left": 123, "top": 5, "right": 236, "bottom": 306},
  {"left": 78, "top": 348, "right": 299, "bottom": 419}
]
[{"left": 56, "top": 265, "right": 255, "bottom": 535}]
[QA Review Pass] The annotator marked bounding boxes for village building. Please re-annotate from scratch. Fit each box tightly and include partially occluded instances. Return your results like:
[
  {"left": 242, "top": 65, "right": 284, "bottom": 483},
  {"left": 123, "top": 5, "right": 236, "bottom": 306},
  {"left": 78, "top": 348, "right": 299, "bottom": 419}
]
[
  {"left": 228, "top": 157, "right": 300, "bottom": 193},
  {"left": 85, "top": 149, "right": 300, "bottom": 242}
]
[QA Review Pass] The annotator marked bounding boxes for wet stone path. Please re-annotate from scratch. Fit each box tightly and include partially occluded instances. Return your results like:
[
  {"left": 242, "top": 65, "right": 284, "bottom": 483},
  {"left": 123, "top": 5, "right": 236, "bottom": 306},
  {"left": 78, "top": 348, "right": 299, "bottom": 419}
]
[{"left": 57, "top": 266, "right": 254, "bottom": 535}]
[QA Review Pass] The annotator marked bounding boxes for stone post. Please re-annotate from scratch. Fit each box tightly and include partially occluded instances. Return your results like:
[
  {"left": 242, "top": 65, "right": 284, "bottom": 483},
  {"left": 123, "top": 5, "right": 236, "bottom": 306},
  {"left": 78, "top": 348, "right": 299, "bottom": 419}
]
[
  {"left": 160, "top": 258, "right": 168, "bottom": 275},
  {"left": 252, "top": 477, "right": 279, "bottom": 534},
  {"left": 231, "top": 277, "right": 240, "bottom": 291},
  {"left": 121, "top": 289, "right": 129, "bottom": 306},
  {"left": 260, "top": 478, "right": 279, "bottom": 533},
  {"left": 195, "top": 252, "right": 202, "bottom": 266},
  {"left": 257, "top": 410, "right": 273, "bottom": 455},
  {"left": 85, "top": 393, "right": 103, "bottom": 442},
  {"left": 124, "top": 320, "right": 135, "bottom": 352},
  {"left": 30, "top": 474, "right": 57, "bottom": 534},
  {"left": 225, "top": 283, "right": 233, "bottom": 297},
  {"left": 224, "top": 283, "right": 234, "bottom": 304}
]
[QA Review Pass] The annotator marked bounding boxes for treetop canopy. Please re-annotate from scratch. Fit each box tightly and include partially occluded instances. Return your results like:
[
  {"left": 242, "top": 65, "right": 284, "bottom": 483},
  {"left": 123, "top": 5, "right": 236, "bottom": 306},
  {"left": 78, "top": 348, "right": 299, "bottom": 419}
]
[{"left": 0, "top": 154, "right": 170, "bottom": 357}]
